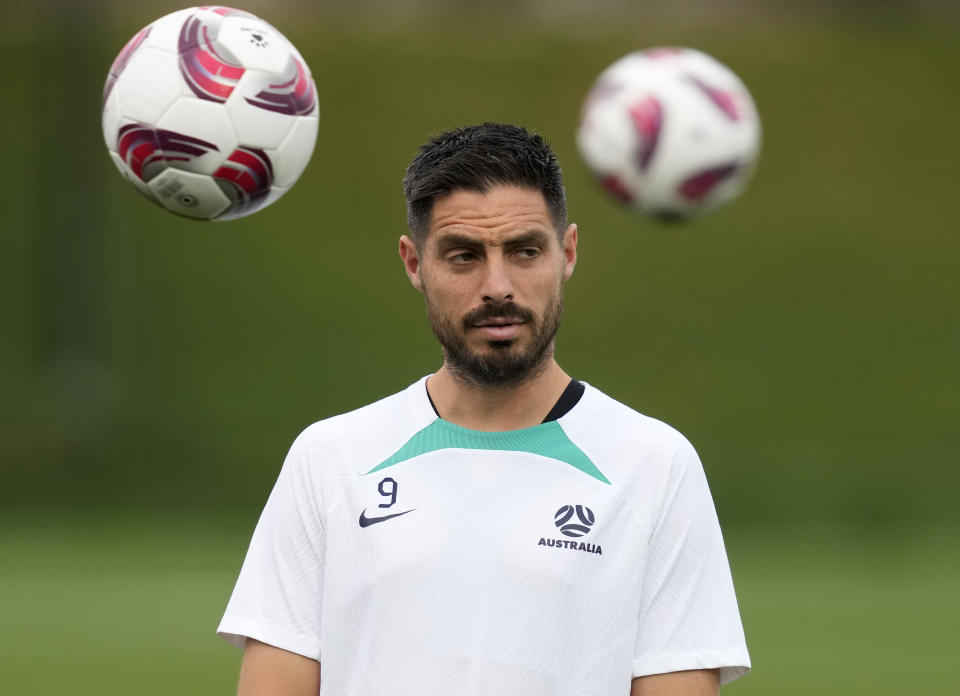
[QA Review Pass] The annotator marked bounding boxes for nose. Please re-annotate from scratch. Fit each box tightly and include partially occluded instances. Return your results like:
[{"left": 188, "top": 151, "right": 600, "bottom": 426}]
[{"left": 480, "top": 252, "right": 514, "bottom": 304}]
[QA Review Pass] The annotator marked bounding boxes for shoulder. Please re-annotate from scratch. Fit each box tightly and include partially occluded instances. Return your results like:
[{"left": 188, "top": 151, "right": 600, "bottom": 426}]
[
  {"left": 289, "top": 376, "right": 437, "bottom": 474},
  {"left": 557, "top": 383, "right": 704, "bottom": 503},
  {"left": 563, "top": 383, "right": 696, "bottom": 457}
]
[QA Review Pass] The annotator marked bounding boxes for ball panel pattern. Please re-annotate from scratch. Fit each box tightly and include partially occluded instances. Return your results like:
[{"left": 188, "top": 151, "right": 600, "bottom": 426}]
[
  {"left": 216, "top": 185, "right": 288, "bottom": 222},
  {"left": 109, "top": 151, "right": 159, "bottom": 204},
  {"left": 103, "top": 23, "right": 152, "bottom": 106},
  {"left": 155, "top": 98, "right": 237, "bottom": 174},
  {"left": 146, "top": 168, "right": 231, "bottom": 218},
  {"left": 102, "top": 86, "right": 122, "bottom": 152},
  {"left": 178, "top": 11, "right": 245, "bottom": 103},
  {"left": 213, "top": 147, "right": 274, "bottom": 219},
  {"left": 629, "top": 95, "right": 663, "bottom": 172},
  {"left": 270, "top": 115, "right": 319, "bottom": 188},
  {"left": 577, "top": 47, "right": 760, "bottom": 220},
  {"left": 226, "top": 69, "right": 297, "bottom": 149},
  {"left": 678, "top": 163, "right": 741, "bottom": 202},
  {"left": 116, "top": 47, "right": 184, "bottom": 126},
  {"left": 245, "top": 56, "right": 317, "bottom": 116},
  {"left": 117, "top": 123, "right": 221, "bottom": 182},
  {"left": 218, "top": 16, "right": 293, "bottom": 74},
  {"left": 102, "top": 6, "right": 318, "bottom": 221}
]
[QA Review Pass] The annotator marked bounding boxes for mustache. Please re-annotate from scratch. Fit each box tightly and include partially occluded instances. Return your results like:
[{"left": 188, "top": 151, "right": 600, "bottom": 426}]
[{"left": 461, "top": 302, "right": 536, "bottom": 330}]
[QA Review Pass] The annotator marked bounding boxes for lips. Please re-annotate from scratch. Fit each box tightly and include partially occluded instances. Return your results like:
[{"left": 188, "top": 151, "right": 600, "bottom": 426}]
[
  {"left": 473, "top": 322, "right": 524, "bottom": 341},
  {"left": 470, "top": 316, "right": 526, "bottom": 342},
  {"left": 461, "top": 303, "right": 535, "bottom": 342},
  {"left": 471, "top": 317, "right": 524, "bottom": 328}
]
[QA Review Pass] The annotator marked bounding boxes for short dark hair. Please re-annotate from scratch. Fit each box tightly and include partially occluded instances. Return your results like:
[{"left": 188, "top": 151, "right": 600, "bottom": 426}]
[{"left": 403, "top": 123, "right": 567, "bottom": 248}]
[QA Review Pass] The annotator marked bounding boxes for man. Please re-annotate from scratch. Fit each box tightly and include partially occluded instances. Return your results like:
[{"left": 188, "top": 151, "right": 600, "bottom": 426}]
[{"left": 218, "top": 123, "right": 750, "bottom": 695}]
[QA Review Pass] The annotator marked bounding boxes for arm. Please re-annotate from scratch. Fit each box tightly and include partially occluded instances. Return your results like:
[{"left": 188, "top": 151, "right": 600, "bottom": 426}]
[
  {"left": 631, "top": 669, "right": 720, "bottom": 696},
  {"left": 237, "top": 639, "right": 320, "bottom": 696}
]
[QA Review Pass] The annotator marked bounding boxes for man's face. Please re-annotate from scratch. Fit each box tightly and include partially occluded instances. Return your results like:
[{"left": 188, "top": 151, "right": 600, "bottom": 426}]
[{"left": 400, "top": 185, "right": 577, "bottom": 386}]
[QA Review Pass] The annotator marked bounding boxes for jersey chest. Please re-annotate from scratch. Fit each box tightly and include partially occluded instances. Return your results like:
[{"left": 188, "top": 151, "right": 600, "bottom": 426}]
[{"left": 322, "top": 449, "right": 651, "bottom": 611}]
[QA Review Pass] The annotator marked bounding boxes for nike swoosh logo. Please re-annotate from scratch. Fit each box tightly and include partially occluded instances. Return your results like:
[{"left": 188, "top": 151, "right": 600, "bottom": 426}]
[{"left": 358, "top": 508, "right": 416, "bottom": 528}]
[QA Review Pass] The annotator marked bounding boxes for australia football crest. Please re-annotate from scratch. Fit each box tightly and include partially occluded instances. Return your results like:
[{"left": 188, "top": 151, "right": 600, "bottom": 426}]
[{"left": 538, "top": 504, "right": 602, "bottom": 555}]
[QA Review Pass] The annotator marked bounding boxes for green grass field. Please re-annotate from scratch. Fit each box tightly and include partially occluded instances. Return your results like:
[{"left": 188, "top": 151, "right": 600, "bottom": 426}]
[{"left": 2, "top": 514, "right": 955, "bottom": 694}]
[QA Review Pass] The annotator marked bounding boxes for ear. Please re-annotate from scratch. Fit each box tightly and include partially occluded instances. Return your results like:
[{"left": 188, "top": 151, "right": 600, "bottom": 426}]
[
  {"left": 399, "top": 235, "right": 424, "bottom": 292},
  {"left": 561, "top": 223, "right": 578, "bottom": 281}
]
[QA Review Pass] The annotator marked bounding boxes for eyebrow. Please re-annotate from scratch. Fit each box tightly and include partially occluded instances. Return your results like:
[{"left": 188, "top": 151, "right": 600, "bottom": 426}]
[
  {"left": 434, "top": 233, "right": 483, "bottom": 250},
  {"left": 434, "top": 229, "right": 551, "bottom": 250},
  {"left": 503, "top": 230, "right": 551, "bottom": 247}
]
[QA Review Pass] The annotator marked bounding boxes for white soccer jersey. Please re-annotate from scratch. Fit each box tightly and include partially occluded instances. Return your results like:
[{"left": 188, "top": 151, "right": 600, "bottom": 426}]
[{"left": 218, "top": 377, "right": 750, "bottom": 694}]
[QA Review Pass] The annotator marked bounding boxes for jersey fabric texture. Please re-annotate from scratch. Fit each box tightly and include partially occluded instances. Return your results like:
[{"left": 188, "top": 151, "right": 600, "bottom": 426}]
[{"left": 218, "top": 377, "right": 750, "bottom": 695}]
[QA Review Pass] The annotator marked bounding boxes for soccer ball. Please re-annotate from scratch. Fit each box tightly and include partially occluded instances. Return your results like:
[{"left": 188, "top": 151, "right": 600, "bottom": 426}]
[
  {"left": 576, "top": 47, "right": 760, "bottom": 221},
  {"left": 101, "top": 6, "right": 319, "bottom": 221}
]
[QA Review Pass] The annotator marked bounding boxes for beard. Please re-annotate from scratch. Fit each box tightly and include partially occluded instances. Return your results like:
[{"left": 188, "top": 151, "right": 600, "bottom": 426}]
[{"left": 424, "top": 290, "right": 564, "bottom": 387}]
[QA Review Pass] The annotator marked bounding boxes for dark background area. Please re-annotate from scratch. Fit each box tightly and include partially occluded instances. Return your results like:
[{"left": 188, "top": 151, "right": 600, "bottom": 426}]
[{"left": 1, "top": 1, "right": 957, "bottom": 693}]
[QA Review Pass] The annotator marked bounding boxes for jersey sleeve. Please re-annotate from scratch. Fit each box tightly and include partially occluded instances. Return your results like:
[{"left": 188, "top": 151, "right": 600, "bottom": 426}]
[
  {"left": 632, "top": 439, "right": 750, "bottom": 685},
  {"left": 217, "top": 429, "right": 326, "bottom": 661}
]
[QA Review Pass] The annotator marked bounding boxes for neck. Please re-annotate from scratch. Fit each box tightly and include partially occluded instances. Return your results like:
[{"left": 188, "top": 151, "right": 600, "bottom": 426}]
[{"left": 426, "top": 358, "right": 571, "bottom": 431}]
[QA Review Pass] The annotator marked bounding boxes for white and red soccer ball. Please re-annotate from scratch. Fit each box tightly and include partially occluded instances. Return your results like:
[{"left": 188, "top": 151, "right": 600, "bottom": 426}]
[
  {"left": 577, "top": 47, "right": 761, "bottom": 221},
  {"left": 101, "top": 6, "right": 318, "bottom": 221}
]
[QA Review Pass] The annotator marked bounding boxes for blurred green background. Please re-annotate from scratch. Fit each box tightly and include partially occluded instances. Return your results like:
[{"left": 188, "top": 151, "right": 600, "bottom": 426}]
[{"left": 2, "top": 0, "right": 957, "bottom": 693}]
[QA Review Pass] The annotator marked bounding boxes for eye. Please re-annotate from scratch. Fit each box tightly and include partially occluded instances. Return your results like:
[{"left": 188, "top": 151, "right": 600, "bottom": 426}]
[
  {"left": 448, "top": 251, "right": 477, "bottom": 264},
  {"left": 513, "top": 247, "right": 540, "bottom": 259}
]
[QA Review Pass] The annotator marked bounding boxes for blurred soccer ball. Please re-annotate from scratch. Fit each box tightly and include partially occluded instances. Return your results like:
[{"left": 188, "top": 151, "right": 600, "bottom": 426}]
[
  {"left": 101, "top": 6, "right": 319, "bottom": 221},
  {"left": 577, "top": 47, "right": 760, "bottom": 221}
]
